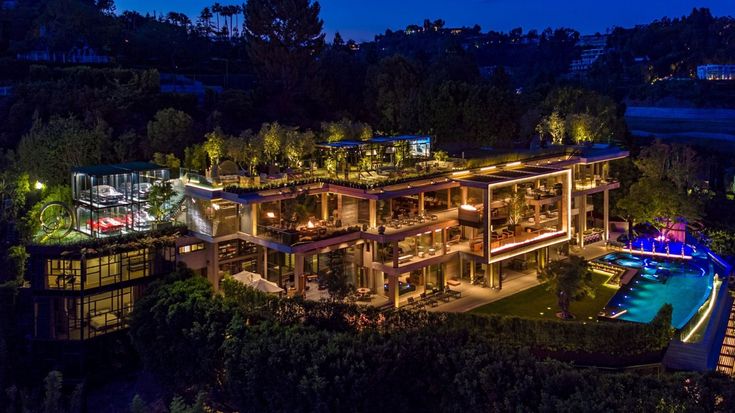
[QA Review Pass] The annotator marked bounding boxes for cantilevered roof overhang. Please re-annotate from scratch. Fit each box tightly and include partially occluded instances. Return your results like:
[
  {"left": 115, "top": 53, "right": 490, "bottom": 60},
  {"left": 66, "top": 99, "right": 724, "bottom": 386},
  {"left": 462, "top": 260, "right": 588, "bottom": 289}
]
[{"left": 453, "top": 165, "right": 564, "bottom": 189}]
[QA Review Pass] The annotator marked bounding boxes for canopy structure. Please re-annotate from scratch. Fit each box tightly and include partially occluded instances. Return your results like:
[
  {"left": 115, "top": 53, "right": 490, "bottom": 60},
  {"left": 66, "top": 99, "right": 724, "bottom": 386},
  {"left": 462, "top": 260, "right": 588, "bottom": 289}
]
[
  {"left": 249, "top": 278, "right": 284, "bottom": 294},
  {"left": 231, "top": 270, "right": 262, "bottom": 284}
]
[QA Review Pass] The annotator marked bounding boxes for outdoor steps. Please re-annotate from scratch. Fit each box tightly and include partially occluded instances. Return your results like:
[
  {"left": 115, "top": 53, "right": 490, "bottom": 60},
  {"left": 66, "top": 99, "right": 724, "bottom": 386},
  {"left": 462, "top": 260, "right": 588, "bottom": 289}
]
[
  {"left": 663, "top": 288, "right": 733, "bottom": 371},
  {"left": 716, "top": 300, "right": 735, "bottom": 375}
]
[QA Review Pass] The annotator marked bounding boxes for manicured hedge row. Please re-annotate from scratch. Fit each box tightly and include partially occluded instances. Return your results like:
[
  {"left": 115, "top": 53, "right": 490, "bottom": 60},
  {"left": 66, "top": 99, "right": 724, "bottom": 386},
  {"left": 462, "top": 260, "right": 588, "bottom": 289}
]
[{"left": 221, "top": 279, "right": 674, "bottom": 357}]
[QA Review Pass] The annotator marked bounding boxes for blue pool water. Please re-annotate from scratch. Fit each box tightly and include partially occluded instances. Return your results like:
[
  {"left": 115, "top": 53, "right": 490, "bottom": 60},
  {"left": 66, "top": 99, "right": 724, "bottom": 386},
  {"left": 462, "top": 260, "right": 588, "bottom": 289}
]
[{"left": 598, "top": 252, "right": 713, "bottom": 329}]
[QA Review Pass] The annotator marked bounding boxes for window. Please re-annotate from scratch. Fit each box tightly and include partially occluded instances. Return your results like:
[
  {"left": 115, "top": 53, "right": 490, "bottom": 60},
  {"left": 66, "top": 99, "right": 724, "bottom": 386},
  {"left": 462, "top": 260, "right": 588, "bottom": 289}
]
[{"left": 179, "top": 242, "right": 205, "bottom": 254}]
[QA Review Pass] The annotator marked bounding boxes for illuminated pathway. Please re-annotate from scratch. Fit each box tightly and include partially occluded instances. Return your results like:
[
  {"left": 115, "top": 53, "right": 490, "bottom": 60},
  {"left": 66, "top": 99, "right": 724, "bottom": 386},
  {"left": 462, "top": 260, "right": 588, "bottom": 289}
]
[{"left": 717, "top": 300, "right": 735, "bottom": 376}]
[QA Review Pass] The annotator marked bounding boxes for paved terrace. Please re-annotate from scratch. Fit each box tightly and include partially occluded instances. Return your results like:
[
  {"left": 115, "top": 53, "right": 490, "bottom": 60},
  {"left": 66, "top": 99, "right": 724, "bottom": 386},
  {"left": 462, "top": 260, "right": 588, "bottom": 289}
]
[{"left": 302, "top": 239, "right": 615, "bottom": 313}]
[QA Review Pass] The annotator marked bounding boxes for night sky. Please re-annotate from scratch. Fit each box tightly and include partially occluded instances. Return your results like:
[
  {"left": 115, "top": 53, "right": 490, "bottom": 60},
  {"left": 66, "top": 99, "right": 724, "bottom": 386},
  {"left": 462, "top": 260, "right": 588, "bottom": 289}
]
[{"left": 116, "top": 0, "right": 735, "bottom": 41}]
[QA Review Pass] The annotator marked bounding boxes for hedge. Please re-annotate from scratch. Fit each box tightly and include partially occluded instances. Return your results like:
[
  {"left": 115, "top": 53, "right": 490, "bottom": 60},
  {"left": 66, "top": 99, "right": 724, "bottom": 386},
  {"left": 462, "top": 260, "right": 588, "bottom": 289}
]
[{"left": 221, "top": 281, "right": 674, "bottom": 357}]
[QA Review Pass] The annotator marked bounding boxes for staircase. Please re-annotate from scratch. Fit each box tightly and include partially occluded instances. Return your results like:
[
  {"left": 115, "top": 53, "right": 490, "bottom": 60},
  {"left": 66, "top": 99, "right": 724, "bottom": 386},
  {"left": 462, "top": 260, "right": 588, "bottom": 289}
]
[{"left": 716, "top": 300, "right": 735, "bottom": 375}]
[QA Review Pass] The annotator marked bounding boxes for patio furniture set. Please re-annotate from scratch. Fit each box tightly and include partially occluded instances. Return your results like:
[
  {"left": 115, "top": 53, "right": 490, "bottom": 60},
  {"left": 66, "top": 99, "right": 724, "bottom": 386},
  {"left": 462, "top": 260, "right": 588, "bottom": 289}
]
[
  {"left": 388, "top": 211, "right": 439, "bottom": 229},
  {"left": 404, "top": 286, "right": 462, "bottom": 310}
]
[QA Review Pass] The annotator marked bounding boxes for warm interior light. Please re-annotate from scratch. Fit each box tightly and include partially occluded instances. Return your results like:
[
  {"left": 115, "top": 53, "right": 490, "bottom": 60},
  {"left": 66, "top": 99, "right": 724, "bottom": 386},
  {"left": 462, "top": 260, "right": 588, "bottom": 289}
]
[
  {"left": 452, "top": 170, "right": 470, "bottom": 176},
  {"left": 212, "top": 203, "right": 221, "bottom": 210},
  {"left": 266, "top": 212, "right": 276, "bottom": 219},
  {"left": 505, "top": 161, "right": 522, "bottom": 167},
  {"left": 307, "top": 220, "right": 315, "bottom": 228},
  {"left": 480, "top": 166, "right": 496, "bottom": 171},
  {"left": 460, "top": 204, "right": 477, "bottom": 211}
]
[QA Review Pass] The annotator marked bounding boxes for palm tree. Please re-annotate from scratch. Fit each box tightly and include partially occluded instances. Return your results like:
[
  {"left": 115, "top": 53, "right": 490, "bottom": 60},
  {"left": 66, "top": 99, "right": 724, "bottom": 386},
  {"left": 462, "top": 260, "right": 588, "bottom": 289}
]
[
  {"left": 212, "top": 3, "right": 222, "bottom": 33},
  {"left": 221, "top": 5, "right": 234, "bottom": 38},
  {"left": 199, "top": 7, "right": 213, "bottom": 36},
  {"left": 233, "top": 5, "right": 242, "bottom": 36},
  {"left": 537, "top": 256, "right": 595, "bottom": 319}
]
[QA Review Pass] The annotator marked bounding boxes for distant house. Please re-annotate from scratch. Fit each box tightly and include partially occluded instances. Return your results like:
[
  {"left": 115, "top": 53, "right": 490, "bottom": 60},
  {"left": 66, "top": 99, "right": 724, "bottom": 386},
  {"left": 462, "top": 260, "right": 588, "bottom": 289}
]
[
  {"left": 569, "top": 34, "right": 608, "bottom": 74},
  {"left": 17, "top": 45, "right": 111, "bottom": 64},
  {"left": 696, "top": 65, "right": 735, "bottom": 81},
  {"left": 159, "top": 73, "right": 222, "bottom": 102}
]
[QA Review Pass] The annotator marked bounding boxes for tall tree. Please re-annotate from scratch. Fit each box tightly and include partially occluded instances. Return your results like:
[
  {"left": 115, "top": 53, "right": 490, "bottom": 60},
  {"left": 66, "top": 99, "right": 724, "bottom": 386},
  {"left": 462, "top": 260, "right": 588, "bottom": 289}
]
[
  {"left": 146, "top": 108, "right": 195, "bottom": 158},
  {"left": 243, "top": 0, "right": 325, "bottom": 116},
  {"left": 537, "top": 256, "right": 595, "bottom": 319},
  {"left": 18, "top": 116, "right": 107, "bottom": 186}
]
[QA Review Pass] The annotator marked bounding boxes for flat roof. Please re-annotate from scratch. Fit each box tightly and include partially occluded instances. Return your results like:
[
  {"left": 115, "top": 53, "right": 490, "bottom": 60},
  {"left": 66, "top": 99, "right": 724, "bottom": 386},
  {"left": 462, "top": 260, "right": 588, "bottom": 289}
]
[
  {"left": 455, "top": 165, "right": 563, "bottom": 188},
  {"left": 316, "top": 135, "right": 431, "bottom": 148},
  {"left": 316, "top": 140, "right": 365, "bottom": 149},
  {"left": 72, "top": 162, "right": 164, "bottom": 176}
]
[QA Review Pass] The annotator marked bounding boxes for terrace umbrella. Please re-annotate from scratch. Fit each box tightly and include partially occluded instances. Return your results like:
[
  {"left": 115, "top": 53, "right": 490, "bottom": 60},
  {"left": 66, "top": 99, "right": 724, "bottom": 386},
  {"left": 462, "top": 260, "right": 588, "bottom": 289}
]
[
  {"left": 248, "top": 278, "right": 285, "bottom": 294},
  {"left": 232, "top": 270, "right": 262, "bottom": 284}
]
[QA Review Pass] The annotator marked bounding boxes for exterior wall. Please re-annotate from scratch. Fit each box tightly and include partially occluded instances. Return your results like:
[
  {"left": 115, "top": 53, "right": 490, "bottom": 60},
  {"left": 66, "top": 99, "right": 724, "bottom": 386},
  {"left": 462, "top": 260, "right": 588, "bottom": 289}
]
[{"left": 28, "top": 243, "right": 175, "bottom": 342}]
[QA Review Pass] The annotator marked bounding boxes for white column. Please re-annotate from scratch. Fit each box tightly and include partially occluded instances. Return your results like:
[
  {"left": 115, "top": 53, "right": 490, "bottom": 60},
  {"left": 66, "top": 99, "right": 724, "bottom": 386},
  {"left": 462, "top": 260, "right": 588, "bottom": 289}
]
[
  {"left": 603, "top": 189, "right": 610, "bottom": 242},
  {"left": 369, "top": 199, "right": 377, "bottom": 228},
  {"left": 388, "top": 274, "right": 399, "bottom": 308},
  {"left": 294, "top": 253, "right": 305, "bottom": 294}
]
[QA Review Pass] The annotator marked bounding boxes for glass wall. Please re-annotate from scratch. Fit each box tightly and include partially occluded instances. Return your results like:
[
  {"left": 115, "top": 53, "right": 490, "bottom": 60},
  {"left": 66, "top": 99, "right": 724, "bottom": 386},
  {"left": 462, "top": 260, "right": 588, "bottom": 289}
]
[
  {"left": 85, "top": 286, "right": 134, "bottom": 339},
  {"left": 186, "top": 198, "right": 239, "bottom": 237},
  {"left": 488, "top": 174, "right": 567, "bottom": 255},
  {"left": 424, "top": 189, "right": 450, "bottom": 212},
  {"left": 45, "top": 248, "right": 161, "bottom": 290},
  {"left": 42, "top": 286, "right": 136, "bottom": 340}
]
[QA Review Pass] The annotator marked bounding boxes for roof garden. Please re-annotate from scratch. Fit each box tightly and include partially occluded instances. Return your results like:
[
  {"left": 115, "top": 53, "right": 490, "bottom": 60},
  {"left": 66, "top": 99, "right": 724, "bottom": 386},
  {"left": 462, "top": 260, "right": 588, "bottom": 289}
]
[{"left": 185, "top": 142, "right": 626, "bottom": 198}]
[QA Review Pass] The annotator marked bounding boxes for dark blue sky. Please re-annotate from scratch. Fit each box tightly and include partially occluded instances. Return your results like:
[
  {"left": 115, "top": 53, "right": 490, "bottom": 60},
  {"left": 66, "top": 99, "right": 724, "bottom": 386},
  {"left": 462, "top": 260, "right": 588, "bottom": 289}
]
[{"left": 116, "top": 0, "right": 735, "bottom": 41}]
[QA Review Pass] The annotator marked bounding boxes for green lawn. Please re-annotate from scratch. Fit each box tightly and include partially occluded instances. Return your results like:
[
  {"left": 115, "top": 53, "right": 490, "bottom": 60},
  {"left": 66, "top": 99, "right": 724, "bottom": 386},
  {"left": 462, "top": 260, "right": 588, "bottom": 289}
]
[{"left": 471, "top": 273, "right": 619, "bottom": 321}]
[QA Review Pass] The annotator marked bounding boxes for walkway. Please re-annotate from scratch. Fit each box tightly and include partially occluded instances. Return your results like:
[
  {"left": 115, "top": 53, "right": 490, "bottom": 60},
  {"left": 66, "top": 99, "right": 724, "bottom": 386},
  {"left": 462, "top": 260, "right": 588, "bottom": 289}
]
[{"left": 716, "top": 299, "right": 735, "bottom": 376}]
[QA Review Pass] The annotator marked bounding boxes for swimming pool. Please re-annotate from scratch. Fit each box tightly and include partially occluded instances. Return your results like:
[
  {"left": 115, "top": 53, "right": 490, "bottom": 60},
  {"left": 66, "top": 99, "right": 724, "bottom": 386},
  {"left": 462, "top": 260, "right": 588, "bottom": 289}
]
[{"left": 597, "top": 252, "right": 713, "bottom": 329}]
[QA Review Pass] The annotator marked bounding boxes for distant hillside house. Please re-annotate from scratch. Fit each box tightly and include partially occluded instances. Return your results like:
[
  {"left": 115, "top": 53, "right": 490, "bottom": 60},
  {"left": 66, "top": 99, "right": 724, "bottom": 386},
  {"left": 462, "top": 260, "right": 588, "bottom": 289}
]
[
  {"left": 569, "top": 34, "right": 607, "bottom": 74},
  {"left": 697, "top": 65, "right": 735, "bottom": 81},
  {"left": 17, "top": 45, "right": 111, "bottom": 64},
  {"left": 159, "top": 73, "right": 223, "bottom": 102}
]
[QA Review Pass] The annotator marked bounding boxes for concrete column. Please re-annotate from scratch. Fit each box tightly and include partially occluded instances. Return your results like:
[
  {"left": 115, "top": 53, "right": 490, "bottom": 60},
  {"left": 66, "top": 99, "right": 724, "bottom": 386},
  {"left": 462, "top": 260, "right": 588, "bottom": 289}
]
[
  {"left": 321, "top": 193, "right": 328, "bottom": 220},
  {"left": 603, "top": 189, "right": 610, "bottom": 242},
  {"left": 209, "top": 243, "right": 220, "bottom": 291},
  {"left": 256, "top": 246, "right": 264, "bottom": 276},
  {"left": 373, "top": 270, "right": 385, "bottom": 296},
  {"left": 469, "top": 261, "right": 475, "bottom": 284},
  {"left": 498, "top": 262, "right": 503, "bottom": 290},
  {"left": 369, "top": 199, "right": 377, "bottom": 228},
  {"left": 460, "top": 187, "right": 468, "bottom": 205},
  {"left": 263, "top": 247, "right": 268, "bottom": 281},
  {"left": 251, "top": 204, "right": 258, "bottom": 236},
  {"left": 336, "top": 194, "right": 343, "bottom": 221},
  {"left": 442, "top": 228, "right": 448, "bottom": 255},
  {"left": 294, "top": 253, "right": 305, "bottom": 294},
  {"left": 577, "top": 195, "right": 586, "bottom": 247},
  {"left": 388, "top": 274, "right": 399, "bottom": 308},
  {"left": 418, "top": 192, "right": 425, "bottom": 214},
  {"left": 534, "top": 204, "right": 541, "bottom": 227},
  {"left": 392, "top": 242, "right": 399, "bottom": 268},
  {"left": 446, "top": 189, "right": 452, "bottom": 208},
  {"left": 483, "top": 188, "right": 489, "bottom": 262}
]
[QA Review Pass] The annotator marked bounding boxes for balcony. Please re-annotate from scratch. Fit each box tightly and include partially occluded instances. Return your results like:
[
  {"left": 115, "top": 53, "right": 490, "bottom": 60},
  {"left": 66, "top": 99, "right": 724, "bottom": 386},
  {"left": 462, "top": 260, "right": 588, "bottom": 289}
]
[{"left": 573, "top": 177, "right": 619, "bottom": 194}]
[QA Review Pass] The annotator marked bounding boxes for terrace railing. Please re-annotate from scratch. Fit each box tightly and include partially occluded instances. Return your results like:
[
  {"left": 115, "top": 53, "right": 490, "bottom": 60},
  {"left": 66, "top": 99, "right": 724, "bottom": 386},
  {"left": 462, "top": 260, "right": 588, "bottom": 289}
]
[{"left": 679, "top": 275, "right": 724, "bottom": 343}]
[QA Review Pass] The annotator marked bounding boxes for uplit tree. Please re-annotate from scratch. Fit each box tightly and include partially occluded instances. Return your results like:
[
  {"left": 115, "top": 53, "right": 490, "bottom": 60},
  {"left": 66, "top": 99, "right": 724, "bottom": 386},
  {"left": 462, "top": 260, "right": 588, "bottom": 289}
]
[
  {"left": 148, "top": 181, "right": 176, "bottom": 224},
  {"left": 536, "top": 111, "right": 566, "bottom": 145},
  {"left": 537, "top": 255, "right": 595, "bottom": 319},
  {"left": 566, "top": 113, "right": 597, "bottom": 144},
  {"left": 505, "top": 189, "right": 527, "bottom": 226},
  {"left": 203, "top": 128, "right": 227, "bottom": 171}
]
